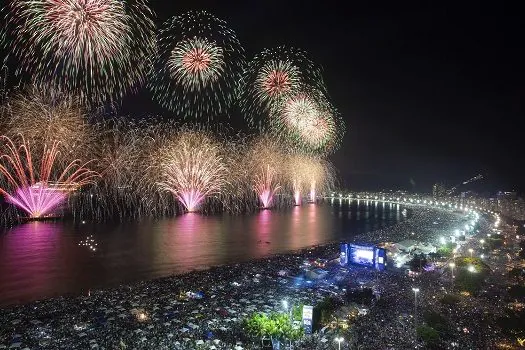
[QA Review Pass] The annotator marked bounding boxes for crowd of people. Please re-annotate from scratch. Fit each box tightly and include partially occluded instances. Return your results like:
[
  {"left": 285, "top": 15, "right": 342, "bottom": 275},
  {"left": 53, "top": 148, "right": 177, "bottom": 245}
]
[{"left": 0, "top": 203, "right": 519, "bottom": 349}]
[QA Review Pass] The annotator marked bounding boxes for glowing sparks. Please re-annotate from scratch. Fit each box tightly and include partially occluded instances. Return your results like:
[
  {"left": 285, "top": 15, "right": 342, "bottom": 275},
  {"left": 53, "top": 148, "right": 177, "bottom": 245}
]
[
  {"left": 2, "top": 87, "right": 93, "bottom": 157},
  {"left": 169, "top": 37, "right": 225, "bottom": 89},
  {"left": 239, "top": 46, "right": 327, "bottom": 127},
  {"left": 5, "top": 0, "right": 156, "bottom": 105},
  {"left": 0, "top": 136, "right": 99, "bottom": 218},
  {"left": 275, "top": 90, "right": 342, "bottom": 154},
  {"left": 149, "top": 11, "right": 245, "bottom": 119},
  {"left": 156, "top": 131, "right": 228, "bottom": 213},
  {"left": 244, "top": 135, "right": 285, "bottom": 209},
  {"left": 286, "top": 153, "right": 334, "bottom": 205},
  {"left": 0, "top": 5, "right": 346, "bottom": 221},
  {"left": 6, "top": 184, "right": 66, "bottom": 218},
  {"left": 293, "top": 179, "right": 301, "bottom": 206},
  {"left": 254, "top": 164, "right": 281, "bottom": 209},
  {"left": 255, "top": 60, "right": 300, "bottom": 106},
  {"left": 309, "top": 180, "right": 316, "bottom": 202}
]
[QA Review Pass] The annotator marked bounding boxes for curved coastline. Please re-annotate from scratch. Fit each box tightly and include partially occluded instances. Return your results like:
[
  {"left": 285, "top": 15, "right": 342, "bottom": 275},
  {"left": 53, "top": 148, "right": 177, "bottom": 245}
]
[
  {"left": 0, "top": 203, "right": 461, "bottom": 309},
  {"left": 0, "top": 203, "right": 474, "bottom": 349}
]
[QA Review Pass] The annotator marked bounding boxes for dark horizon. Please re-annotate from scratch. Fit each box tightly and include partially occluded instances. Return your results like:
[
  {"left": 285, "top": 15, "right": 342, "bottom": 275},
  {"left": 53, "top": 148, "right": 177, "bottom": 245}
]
[{"left": 2, "top": 1, "right": 523, "bottom": 194}]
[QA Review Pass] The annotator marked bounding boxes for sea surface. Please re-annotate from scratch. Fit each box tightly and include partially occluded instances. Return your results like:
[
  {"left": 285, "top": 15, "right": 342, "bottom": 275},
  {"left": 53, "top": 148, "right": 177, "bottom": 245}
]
[{"left": 0, "top": 199, "right": 406, "bottom": 306}]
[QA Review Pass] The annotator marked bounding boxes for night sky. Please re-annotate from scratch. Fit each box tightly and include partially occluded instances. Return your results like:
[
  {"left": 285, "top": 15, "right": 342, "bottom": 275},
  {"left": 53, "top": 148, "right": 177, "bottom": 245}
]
[{"left": 4, "top": 1, "right": 525, "bottom": 193}]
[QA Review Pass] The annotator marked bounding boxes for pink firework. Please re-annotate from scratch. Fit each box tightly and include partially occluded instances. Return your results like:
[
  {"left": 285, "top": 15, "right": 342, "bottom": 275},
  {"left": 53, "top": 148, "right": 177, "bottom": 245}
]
[
  {"left": 254, "top": 164, "right": 281, "bottom": 209},
  {"left": 309, "top": 180, "right": 316, "bottom": 203},
  {"left": 262, "top": 69, "right": 292, "bottom": 97},
  {"left": 168, "top": 37, "right": 225, "bottom": 90},
  {"left": 43, "top": 0, "right": 128, "bottom": 62},
  {"left": 157, "top": 131, "right": 228, "bottom": 213},
  {"left": 178, "top": 189, "right": 205, "bottom": 213},
  {"left": 0, "top": 136, "right": 99, "bottom": 218},
  {"left": 293, "top": 179, "right": 301, "bottom": 206},
  {"left": 182, "top": 46, "right": 212, "bottom": 74},
  {"left": 7, "top": 0, "right": 155, "bottom": 105},
  {"left": 255, "top": 60, "right": 300, "bottom": 108},
  {"left": 6, "top": 185, "right": 66, "bottom": 218}
]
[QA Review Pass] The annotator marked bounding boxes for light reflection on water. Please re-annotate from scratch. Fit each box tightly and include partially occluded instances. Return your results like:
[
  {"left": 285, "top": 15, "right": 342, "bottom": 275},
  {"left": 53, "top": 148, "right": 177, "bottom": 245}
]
[{"left": 0, "top": 200, "right": 403, "bottom": 306}]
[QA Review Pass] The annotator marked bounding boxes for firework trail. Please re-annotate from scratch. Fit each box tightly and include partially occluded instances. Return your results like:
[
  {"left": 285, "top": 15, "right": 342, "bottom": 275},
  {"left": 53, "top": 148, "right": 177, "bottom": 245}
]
[
  {"left": 4, "top": 0, "right": 156, "bottom": 106},
  {"left": 286, "top": 153, "right": 310, "bottom": 206},
  {"left": 83, "top": 117, "right": 157, "bottom": 219},
  {"left": 1, "top": 86, "right": 95, "bottom": 159},
  {"left": 309, "top": 158, "right": 336, "bottom": 201},
  {"left": 155, "top": 129, "right": 228, "bottom": 213},
  {"left": 0, "top": 135, "right": 99, "bottom": 218},
  {"left": 149, "top": 11, "right": 245, "bottom": 119},
  {"left": 243, "top": 135, "right": 287, "bottom": 209},
  {"left": 239, "top": 46, "right": 327, "bottom": 128},
  {"left": 254, "top": 164, "right": 281, "bottom": 209},
  {"left": 286, "top": 153, "right": 336, "bottom": 204}
]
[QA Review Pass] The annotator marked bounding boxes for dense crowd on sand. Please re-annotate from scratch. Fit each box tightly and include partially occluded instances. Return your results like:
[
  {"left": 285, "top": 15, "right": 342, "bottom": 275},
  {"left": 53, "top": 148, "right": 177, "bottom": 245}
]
[
  {"left": 349, "top": 208, "right": 520, "bottom": 350},
  {"left": 0, "top": 204, "right": 514, "bottom": 349}
]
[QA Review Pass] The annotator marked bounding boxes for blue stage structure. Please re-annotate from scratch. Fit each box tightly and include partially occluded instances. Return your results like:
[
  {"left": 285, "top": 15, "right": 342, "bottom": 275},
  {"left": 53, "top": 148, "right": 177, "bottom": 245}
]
[{"left": 340, "top": 243, "right": 387, "bottom": 271}]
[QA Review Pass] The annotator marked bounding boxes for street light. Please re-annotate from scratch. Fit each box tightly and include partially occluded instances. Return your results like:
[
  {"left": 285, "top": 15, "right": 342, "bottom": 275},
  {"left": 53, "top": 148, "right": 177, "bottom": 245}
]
[
  {"left": 449, "top": 262, "right": 455, "bottom": 278},
  {"left": 449, "top": 263, "right": 455, "bottom": 289},
  {"left": 412, "top": 288, "right": 420, "bottom": 328},
  {"left": 335, "top": 336, "right": 344, "bottom": 350},
  {"left": 468, "top": 265, "right": 476, "bottom": 273},
  {"left": 282, "top": 299, "right": 292, "bottom": 324}
]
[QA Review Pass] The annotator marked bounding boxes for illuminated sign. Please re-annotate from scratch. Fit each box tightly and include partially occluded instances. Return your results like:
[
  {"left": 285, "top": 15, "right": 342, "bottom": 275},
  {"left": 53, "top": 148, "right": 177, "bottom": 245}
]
[
  {"left": 341, "top": 243, "right": 387, "bottom": 270},
  {"left": 340, "top": 243, "right": 348, "bottom": 265},
  {"left": 348, "top": 244, "right": 375, "bottom": 267},
  {"left": 302, "top": 305, "right": 313, "bottom": 334}
]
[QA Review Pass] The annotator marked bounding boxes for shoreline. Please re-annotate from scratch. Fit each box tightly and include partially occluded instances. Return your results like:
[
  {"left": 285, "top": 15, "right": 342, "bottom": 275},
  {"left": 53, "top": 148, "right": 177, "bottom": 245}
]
[
  {"left": 0, "top": 204, "right": 474, "bottom": 349},
  {"left": 0, "top": 204, "right": 417, "bottom": 309},
  {"left": 1, "top": 203, "right": 453, "bottom": 311}
]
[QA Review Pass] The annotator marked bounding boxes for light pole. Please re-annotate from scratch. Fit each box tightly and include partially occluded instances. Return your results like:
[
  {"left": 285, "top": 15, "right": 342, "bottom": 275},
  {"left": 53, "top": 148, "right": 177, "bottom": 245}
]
[
  {"left": 282, "top": 299, "right": 291, "bottom": 324},
  {"left": 468, "top": 248, "right": 473, "bottom": 258},
  {"left": 335, "top": 336, "right": 344, "bottom": 350},
  {"left": 412, "top": 288, "right": 420, "bottom": 329},
  {"left": 449, "top": 263, "right": 455, "bottom": 289}
]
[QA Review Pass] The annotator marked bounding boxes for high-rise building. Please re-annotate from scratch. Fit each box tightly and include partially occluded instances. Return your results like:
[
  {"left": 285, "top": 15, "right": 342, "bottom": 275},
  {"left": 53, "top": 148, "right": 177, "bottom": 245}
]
[{"left": 432, "top": 183, "right": 447, "bottom": 198}]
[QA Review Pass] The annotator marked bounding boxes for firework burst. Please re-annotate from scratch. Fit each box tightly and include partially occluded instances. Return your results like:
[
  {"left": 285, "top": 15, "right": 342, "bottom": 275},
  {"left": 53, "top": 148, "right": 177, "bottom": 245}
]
[
  {"left": 286, "top": 153, "right": 310, "bottom": 206},
  {"left": 239, "top": 46, "right": 327, "bottom": 127},
  {"left": 168, "top": 37, "right": 225, "bottom": 89},
  {"left": 273, "top": 89, "right": 343, "bottom": 155},
  {"left": 243, "top": 135, "right": 287, "bottom": 209},
  {"left": 254, "top": 164, "right": 281, "bottom": 209},
  {"left": 1, "top": 86, "right": 95, "bottom": 159},
  {"left": 149, "top": 11, "right": 245, "bottom": 119},
  {"left": 286, "top": 153, "right": 336, "bottom": 204},
  {"left": 84, "top": 117, "right": 156, "bottom": 219},
  {"left": 0, "top": 135, "right": 99, "bottom": 218},
  {"left": 4, "top": 0, "right": 156, "bottom": 106},
  {"left": 155, "top": 130, "right": 228, "bottom": 213}
]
